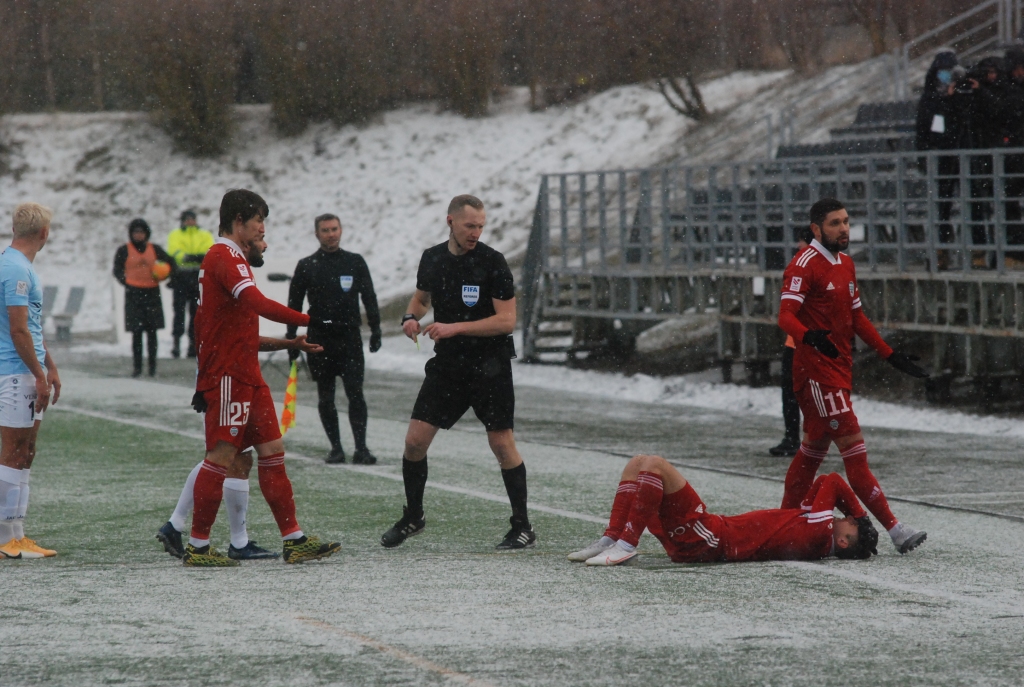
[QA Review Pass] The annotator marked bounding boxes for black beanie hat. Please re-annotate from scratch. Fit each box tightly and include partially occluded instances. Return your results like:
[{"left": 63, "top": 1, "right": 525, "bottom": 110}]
[{"left": 128, "top": 218, "right": 151, "bottom": 241}]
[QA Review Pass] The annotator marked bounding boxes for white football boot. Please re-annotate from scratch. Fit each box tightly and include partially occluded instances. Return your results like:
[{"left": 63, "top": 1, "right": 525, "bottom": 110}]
[
  {"left": 889, "top": 522, "right": 927, "bottom": 554},
  {"left": 568, "top": 536, "right": 617, "bottom": 562},
  {"left": 585, "top": 541, "right": 638, "bottom": 566}
]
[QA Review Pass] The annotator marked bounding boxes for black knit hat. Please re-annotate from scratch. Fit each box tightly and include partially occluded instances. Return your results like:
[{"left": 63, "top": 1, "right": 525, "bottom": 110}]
[
  {"left": 180, "top": 209, "right": 197, "bottom": 224},
  {"left": 128, "top": 218, "right": 151, "bottom": 240}
]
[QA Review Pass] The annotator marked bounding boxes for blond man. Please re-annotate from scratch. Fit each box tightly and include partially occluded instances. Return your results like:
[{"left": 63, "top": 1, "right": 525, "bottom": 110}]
[{"left": 0, "top": 203, "right": 61, "bottom": 559}]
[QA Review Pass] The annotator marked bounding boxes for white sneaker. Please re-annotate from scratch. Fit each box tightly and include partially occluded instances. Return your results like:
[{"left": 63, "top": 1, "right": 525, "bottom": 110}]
[
  {"left": 585, "top": 542, "right": 638, "bottom": 566},
  {"left": 568, "top": 536, "right": 616, "bottom": 562},
  {"left": 889, "top": 523, "right": 927, "bottom": 554}
]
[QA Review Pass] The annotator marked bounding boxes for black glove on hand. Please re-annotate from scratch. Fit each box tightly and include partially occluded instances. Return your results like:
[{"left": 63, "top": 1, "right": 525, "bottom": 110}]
[
  {"left": 288, "top": 347, "right": 301, "bottom": 362},
  {"left": 803, "top": 329, "right": 840, "bottom": 359},
  {"left": 191, "top": 391, "right": 208, "bottom": 414},
  {"left": 888, "top": 350, "right": 929, "bottom": 378},
  {"left": 369, "top": 328, "right": 382, "bottom": 353}
]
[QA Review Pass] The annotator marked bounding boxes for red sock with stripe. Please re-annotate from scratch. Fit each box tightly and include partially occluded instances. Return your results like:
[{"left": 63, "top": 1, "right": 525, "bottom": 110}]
[
  {"left": 190, "top": 460, "right": 226, "bottom": 545},
  {"left": 781, "top": 444, "right": 828, "bottom": 509},
  {"left": 619, "top": 472, "right": 663, "bottom": 548},
  {"left": 841, "top": 441, "right": 897, "bottom": 530},
  {"left": 603, "top": 480, "right": 637, "bottom": 539},
  {"left": 258, "top": 453, "right": 302, "bottom": 539}
]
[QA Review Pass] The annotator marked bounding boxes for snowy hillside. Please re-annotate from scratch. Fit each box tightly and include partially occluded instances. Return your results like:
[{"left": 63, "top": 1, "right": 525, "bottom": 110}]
[{"left": 0, "top": 58, "right": 917, "bottom": 339}]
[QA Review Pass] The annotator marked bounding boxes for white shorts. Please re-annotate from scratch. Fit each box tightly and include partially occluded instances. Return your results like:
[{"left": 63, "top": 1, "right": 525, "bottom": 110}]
[{"left": 0, "top": 373, "right": 43, "bottom": 428}]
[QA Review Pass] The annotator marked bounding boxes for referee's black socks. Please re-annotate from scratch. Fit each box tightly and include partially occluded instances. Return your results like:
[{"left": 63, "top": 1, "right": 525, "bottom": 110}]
[
  {"left": 501, "top": 463, "right": 530, "bottom": 529},
  {"left": 402, "top": 456, "right": 428, "bottom": 518}
]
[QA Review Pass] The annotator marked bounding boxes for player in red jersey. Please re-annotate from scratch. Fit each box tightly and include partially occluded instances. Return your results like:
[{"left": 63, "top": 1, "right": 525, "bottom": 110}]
[
  {"left": 567, "top": 454, "right": 878, "bottom": 565},
  {"left": 179, "top": 189, "right": 340, "bottom": 566},
  {"left": 778, "top": 198, "right": 929, "bottom": 555}
]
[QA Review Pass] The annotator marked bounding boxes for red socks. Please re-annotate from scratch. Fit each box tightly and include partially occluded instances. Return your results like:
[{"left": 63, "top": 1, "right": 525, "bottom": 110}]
[
  {"left": 190, "top": 460, "right": 226, "bottom": 543},
  {"left": 781, "top": 444, "right": 828, "bottom": 509},
  {"left": 258, "top": 453, "right": 301, "bottom": 538},
  {"left": 840, "top": 441, "right": 897, "bottom": 530},
  {"left": 619, "top": 472, "right": 663, "bottom": 547},
  {"left": 603, "top": 480, "right": 637, "bottom": 539}
]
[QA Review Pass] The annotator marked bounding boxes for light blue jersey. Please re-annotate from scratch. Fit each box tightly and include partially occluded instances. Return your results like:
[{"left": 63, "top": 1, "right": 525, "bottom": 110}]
[{"left": 0, "top": 247, "right": 45, "bottom": 375}]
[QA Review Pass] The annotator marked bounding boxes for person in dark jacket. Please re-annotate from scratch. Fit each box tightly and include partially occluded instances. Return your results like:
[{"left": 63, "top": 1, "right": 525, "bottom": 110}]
[
  {"left": 1003, "top": 49, "right": 1024, "bottom": 260},
  {"left": 917, "top": 50, "right": 965, "bottom": 270},
  {"left": 113, "top": 219, "right": 176, "bottom": 377},
  {"left": 287, "top": 214, "right": 382, "bottom": 464}
]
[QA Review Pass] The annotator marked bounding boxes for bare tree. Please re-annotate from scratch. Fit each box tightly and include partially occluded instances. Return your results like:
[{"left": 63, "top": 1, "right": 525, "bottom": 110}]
[{"left": 656, "top": 77, "right": 709, "bottom": 121}]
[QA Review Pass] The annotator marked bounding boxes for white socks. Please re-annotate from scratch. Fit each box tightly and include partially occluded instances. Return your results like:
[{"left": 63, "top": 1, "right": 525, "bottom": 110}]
[
  {"left": 172, "top": 462, "right": 250, "bottom": 549},
  {"left": 14, "top": 469, "right": 29, "bottom": 540},
  {"left": 169, "top": 462, "right": 202, "bottom": 532},
  {"left": 223, "top": 478, "right": 249, "bottom": 549},
  {"left": 0, "top": 465, "right": 20, "bottom": 544}
]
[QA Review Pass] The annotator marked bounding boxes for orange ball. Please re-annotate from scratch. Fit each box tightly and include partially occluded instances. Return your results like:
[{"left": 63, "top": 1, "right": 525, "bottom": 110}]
[{"left": 152, "top": 261, "right": 172, "bottom": 282}]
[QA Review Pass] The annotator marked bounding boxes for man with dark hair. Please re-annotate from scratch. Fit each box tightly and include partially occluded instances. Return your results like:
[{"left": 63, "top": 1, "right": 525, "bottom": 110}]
[
  {"left": 176, "top": 188, "right": 340, "bottom": 566},
  {"left": 379, "top": 194, "right": 534, "bottom": 550},
  {"left": 569, "top": 454, "right": 878, "bottom": 566},
  {"left": 166, "top": 209, "right": 214, "bottom": 358},
  {"left": 287, "top": 213, "right": 381, "bottom": 464},
  {"left": 777, "top": 198, "right": 929, "bottom": 554},
  {"left": 113, "top": 219, "right": 176, "bottom": 377}
]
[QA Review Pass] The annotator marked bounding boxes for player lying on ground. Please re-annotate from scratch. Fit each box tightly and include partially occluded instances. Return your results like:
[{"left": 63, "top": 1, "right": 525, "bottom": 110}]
[
  {"left": 778, "top": 198, "right": 928, "bottom": 554},
  {"left": 176, "top": 189, "right": 336, "bottom": 567},
  {"left": 568, "top": 454, "right": 878, "bottom": 566}
]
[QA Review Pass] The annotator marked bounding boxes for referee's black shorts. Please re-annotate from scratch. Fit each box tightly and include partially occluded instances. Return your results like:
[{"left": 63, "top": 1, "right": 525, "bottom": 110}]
[
  {"left": 412, "top": 353, "right": 514, "bottom": 431},
  {"left": 306, "top": 332, "right": 364, "bottom": 385}
]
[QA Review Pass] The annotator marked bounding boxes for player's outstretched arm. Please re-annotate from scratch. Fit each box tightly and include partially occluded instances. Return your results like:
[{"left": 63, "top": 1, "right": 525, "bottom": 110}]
[
  {"left": 851, "top": 308, "right": 928, "bottom": 377},
  {"left": 258, "top": 335, "right": 323, "bottom": 354},
  {"left": 424, "top": 296, "right": 516, "bottom": 341},
  {"left": 238, "top": 286, "right": 310, "bottom": 327}
]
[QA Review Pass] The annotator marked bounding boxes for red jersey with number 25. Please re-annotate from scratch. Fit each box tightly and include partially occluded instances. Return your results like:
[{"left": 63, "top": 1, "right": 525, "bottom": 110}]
[
  {"left": 195, "top": 238, "right": 263, "bottom": 391},
  {"left": 780, "top": 240, "right": 862, "bottom": 390}
]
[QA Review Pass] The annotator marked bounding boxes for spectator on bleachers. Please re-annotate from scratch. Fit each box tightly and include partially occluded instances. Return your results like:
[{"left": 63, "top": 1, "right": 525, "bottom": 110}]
[
  {"left": 1002, "top": 49, "right": 1024, "bottom": 262},
  {"left": 916, "top": 50, "right": 963, "bottom": 269},
  {"left": 962, "top": 56, "right": 1008, "bottom": 148}
]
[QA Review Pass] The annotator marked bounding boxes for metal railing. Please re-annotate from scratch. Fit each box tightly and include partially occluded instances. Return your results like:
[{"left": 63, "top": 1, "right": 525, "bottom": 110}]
[{"left": 528, "top": 149, "right": 1024, "bottom": 280}]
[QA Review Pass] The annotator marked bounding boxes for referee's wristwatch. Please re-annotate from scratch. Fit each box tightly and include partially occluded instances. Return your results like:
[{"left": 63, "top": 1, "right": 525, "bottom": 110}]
[{"left": 401, "top": 313, "right": 418, "bottom": 324}]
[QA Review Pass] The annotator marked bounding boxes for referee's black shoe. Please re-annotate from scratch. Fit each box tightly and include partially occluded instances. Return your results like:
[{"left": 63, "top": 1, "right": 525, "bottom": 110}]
[
  {"left": 496, "top": 525, "right": 536, "bottom": 550},
  {"left": 325, "top": 447, "right": 346, "bottom": 464},
  {"left": 380, "top": 507, "right": 426, "bottom": 548},
  {"left": 352, "top": 448, "right": 377, "bottom": 465}
]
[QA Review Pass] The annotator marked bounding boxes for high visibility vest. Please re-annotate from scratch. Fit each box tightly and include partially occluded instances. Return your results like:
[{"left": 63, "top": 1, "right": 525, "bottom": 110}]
[
  {"left": 125, "top": 242, "right": 159, "bottom": 288},
  {"left": 167, "top": 225, "right": 214, "bottom": 269}
]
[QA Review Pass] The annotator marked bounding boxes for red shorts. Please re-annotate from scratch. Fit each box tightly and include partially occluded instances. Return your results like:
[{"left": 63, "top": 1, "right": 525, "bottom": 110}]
[
  {"left": 651, "top": 484, "right": 725, "bottom": 563},
  {"left": 796, "top": 379, "right": 861, "bottom": 442},
  {"left": 202, "top": 377, "right": 281, "bottom": 452}
]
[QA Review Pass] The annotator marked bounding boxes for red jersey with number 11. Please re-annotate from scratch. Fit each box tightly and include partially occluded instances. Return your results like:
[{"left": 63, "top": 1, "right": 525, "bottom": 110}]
[
  {"left": 195, "top": 238, "right": 263, "bottom": 391},
  {"left": 780, "top": 240, "right": 891, "bottom": 390}
]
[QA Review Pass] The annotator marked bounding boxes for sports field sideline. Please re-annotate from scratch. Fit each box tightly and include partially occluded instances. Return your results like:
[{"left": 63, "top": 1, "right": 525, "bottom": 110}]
[{"left": 4, "top": 362, "right": 1024, "bottom": 686}]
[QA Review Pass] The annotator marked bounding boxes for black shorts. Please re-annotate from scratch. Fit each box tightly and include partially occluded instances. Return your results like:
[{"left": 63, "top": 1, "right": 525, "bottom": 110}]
[
  {"left": 307, "top": 335, "right": 364, "bottom": 385},
  {"left": 411, "top": 354, "right": 514, "bottom": 431}
]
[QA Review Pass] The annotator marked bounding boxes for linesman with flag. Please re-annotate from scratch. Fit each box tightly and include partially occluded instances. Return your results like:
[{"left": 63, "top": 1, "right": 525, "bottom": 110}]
[{"left": 287, "top": 213, "right": 381, "bottom": 464}]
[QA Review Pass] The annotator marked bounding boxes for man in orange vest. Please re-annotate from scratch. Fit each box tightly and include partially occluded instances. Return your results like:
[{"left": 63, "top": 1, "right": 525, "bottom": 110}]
[{"left": 113, "top": 219, "right": 176, "bottom": 377}]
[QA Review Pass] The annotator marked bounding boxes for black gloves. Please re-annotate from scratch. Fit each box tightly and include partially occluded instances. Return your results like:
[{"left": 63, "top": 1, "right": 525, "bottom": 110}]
[
  {"left": 191, "top": 391, "right": 208, "bottom": 414},
  {"left": 803, "top": 329, "right": 839, "bottom": 359},
  {"left": 369, "top": 328, "right": 382, "bottom": 353},
  {"left": 288, "top": 347, "right": 301, "bottom": 362},
  {"left": 888, "top": 350, "right": 929, "bottom": 378}
]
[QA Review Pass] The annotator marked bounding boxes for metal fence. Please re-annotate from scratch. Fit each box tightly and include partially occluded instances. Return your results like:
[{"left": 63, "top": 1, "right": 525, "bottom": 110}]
[{"left": 529, "top": 149, "right": 1024, "bottom": 279}]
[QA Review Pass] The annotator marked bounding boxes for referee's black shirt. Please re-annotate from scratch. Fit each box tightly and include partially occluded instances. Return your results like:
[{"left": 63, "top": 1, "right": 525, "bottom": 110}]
[
  {"left": 287, "top": 248, "right": 380, "bottom": 340},
  {"left": 416, "top": 241, "right": 515, "bottom": 358}
]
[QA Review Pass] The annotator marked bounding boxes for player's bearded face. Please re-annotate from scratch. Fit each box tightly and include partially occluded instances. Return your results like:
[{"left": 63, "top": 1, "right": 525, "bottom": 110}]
[
  {"left": 817, "top": 210, "right": 850, "bottom": 253},
  {"left": 247, "top": 239, "right": 266, "bottom": 267}
]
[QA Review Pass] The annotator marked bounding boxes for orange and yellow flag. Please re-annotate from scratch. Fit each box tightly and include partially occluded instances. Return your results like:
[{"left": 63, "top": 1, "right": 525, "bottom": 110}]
[{"left": 279, "top": 360, "right": 298, "bottom": 435}]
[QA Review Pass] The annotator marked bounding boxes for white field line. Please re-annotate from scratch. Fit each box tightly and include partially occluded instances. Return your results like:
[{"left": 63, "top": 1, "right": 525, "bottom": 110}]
[
  {"left": 53, "top": 404, "right": 606, "bottom": 524},
  {"left": 53, "top": 404, "right": 1024, "bottom": 615},
  {"left": 297, "top": 617, "right": 500, "bottom": 687}
]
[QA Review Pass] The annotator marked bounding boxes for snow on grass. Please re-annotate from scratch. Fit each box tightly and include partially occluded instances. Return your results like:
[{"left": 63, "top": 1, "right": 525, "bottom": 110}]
[{"left": 0, "top": 72, "right": 787, "bottom": 337}]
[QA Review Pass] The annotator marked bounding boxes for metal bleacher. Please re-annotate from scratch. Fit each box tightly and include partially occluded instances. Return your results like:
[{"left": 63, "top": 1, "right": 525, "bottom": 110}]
[{"left": 777, "top": 100, "right": 918, "bottom": 158}]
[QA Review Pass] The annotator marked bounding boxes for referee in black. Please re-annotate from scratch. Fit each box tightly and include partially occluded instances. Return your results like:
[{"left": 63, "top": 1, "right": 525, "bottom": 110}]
[
  {"left": 287, "top": 213, "right": 382, "bottom": 464},
  {"left": 379, "top": 194, "right": 534, "bottom": 550}
]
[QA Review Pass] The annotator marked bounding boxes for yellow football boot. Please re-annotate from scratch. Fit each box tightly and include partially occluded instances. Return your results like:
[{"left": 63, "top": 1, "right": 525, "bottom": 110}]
[
  {"left": 182, "top": 544, "right": 239, "bottom": 567},
  {"left": 0, "top": 538, "right": 23, "bottom": 559},
  {"left": 18, "top": 538, "right": 56, "bottom": 557}
]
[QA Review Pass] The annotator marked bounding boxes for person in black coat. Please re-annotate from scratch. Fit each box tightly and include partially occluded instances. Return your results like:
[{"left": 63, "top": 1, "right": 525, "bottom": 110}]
[
  {"left": 113, "top": 219, "right": 176, "bottom": 377},
  {"left": 287, "top": 214, "right": 381, "bottom": 464},
  {"left": 1003, "top": 49, "right": 1024, "bottom": 259},
  {"left": 916, "top": 50, "right": 965, "bottom": 269}
]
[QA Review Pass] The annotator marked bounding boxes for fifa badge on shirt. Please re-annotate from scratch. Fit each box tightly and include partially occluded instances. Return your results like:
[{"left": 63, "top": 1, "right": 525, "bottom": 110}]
[
  {"left": 339, "top": 275, "right": 353, "bottom": 292},
  {"left": 789, "top": 277, "right": 802, "bottom": 292},
  {"left": 462, "top": 285, "right": 480, "bottom": 306},
  {"left": 15, "top": 281, "right": 28, "bottom": 296},
  {"left": 849, "top": 282, "right": 855, "bottom": 297}
]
